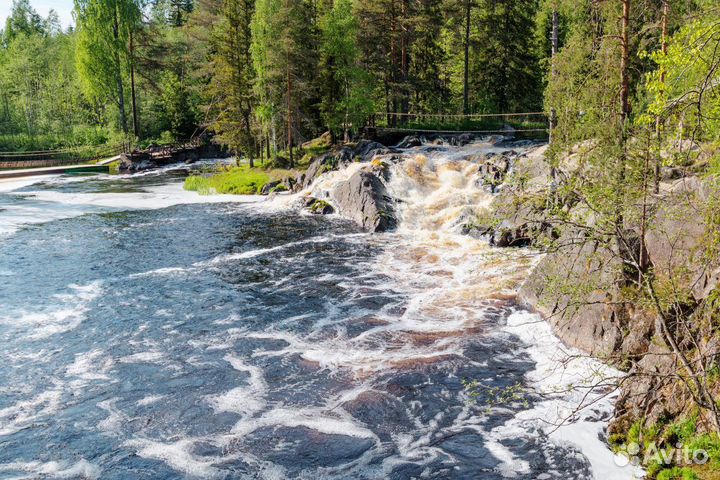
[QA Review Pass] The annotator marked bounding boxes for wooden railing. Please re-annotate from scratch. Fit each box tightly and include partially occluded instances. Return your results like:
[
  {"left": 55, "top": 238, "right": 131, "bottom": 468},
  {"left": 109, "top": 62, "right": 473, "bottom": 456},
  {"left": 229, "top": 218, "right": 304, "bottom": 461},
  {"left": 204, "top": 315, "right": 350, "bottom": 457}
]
[{"left": 370, "top": 111, "right": 549, "bottom": 135}]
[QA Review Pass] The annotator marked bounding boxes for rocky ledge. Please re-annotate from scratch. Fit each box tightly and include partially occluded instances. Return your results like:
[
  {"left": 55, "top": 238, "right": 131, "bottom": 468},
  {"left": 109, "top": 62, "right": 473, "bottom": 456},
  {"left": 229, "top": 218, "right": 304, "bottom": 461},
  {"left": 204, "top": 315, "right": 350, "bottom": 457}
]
[{"left": 467, "top": 141, "right": 720, "bottom": 436}]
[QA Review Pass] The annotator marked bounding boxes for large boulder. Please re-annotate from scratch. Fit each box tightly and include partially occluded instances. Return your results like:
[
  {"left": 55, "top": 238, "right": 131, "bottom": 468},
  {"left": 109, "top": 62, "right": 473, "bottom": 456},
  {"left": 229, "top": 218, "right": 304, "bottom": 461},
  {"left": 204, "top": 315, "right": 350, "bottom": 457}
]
[
  {"left": 645, "top": 176, "right": 720, "bottom": 302},
  {"left": 463, "top": 146, "right": 558, "bottom": 247},
  {"left": 332, "top": 171, "right": 397, "bottom": 232},
  {"left": 518, "top": 230, "right": 627, "bottom": 357}
]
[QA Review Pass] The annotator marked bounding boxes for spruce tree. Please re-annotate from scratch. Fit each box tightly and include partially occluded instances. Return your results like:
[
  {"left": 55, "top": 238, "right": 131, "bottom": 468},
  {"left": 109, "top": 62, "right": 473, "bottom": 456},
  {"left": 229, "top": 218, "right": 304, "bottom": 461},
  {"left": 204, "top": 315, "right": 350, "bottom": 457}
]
[
  {"left": 318, "top": 0, "right": 373, "bottom": 141},
  {"left": 208, "top": 0, "right": 257, "bottom": 164},
  {"left": 252, "top": 0, "right": 318, "bottom": 166}
]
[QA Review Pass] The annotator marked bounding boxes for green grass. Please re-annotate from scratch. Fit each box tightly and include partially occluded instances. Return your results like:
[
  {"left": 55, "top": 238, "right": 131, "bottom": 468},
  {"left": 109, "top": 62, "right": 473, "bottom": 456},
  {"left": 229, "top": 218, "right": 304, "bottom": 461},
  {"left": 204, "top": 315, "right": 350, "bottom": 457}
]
[
  {"left": 657, "top": 467, "right": 700, "bottom": 480},
  {"left": 184, "top": 166, "right": 272, "bottom": 195},
  {"left": 0, "top": 126, "right": 124, "bottom": 152},
  {"left": 184, "top": 133, "right": 333, "bottom": 196}
]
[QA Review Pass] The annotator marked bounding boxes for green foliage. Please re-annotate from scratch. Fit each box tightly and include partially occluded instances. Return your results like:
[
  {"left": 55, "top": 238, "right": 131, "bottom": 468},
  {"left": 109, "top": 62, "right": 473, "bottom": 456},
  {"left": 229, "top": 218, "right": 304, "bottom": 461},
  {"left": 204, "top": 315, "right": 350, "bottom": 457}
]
[
  {"left": 309, "top": 199, "right": 331, "bottom": 213},
  {"left": 158, "top": 71, "right": 194, "bottom": 139},
  {"left": 74, "top": 0, "right": 142, "bottom": 134},
  {"left": 470, "top": 0, "right": 542, "bottom": 113},
  {"left": 656, "top": 467, "right": 700, "bottom": 480},
  {"left": 203, "top": 0, "right": 256, "bottom": 158},
  {"left": 318, "top": 0, "right": 374, "bottom": 140},
  {"left": 642, "top": 8, "right": 720, "bottom": 144},
  {"left": 463, "top": 379, "right": 529, "bottom": 413}
]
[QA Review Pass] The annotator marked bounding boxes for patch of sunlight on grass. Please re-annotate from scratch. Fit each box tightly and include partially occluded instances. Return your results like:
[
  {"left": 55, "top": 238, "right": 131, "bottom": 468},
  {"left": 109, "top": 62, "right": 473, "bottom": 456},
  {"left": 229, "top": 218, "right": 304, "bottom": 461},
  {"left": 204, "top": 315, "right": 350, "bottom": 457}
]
[{"left": 184, "top": 166, "right": 272, "bottom": 195}]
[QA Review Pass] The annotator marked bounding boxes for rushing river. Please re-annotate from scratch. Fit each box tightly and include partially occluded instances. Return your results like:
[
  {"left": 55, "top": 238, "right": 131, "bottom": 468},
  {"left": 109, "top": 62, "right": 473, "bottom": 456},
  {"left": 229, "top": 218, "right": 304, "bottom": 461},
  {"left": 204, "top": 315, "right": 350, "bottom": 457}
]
[{"left": 0, "top": 140, "right": 631, "bottom": 479}]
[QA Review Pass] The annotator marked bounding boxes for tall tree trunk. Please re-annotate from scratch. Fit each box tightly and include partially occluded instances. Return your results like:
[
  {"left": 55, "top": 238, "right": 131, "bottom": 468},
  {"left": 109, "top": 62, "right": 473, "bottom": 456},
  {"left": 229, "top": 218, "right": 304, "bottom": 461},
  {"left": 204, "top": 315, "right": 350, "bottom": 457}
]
[
  {"left": 616, "top": 0, "right": 630, "bottom": 234},
  {"left": 266, "top": 132, "right": 271, "bottom": 162},
  {"left": 549, "top": 9, "right": 559, "bottom": 144},
  {"left": 389, "top": 0, "right": 398, "bottom": 126},
  {"left": 287, "top": 65, "right": 294, "bottom": 168},
  {"left": 113, "top": 6, "right": 128, "bottom": 135},
  {"left": 463, "top": 0, "right": 471, "bottom": 114},
  {"left": 620, "top": 0, "right": 630, "bottom": 126},
  {"left": 654, "top": 0, "right": 669, "bottom": 194},
  {"left": 129, "top": 30, "right": 139, "bottom": 139},
  {"left": 400, "top": 0, "right": 409, "bottom": 118}
]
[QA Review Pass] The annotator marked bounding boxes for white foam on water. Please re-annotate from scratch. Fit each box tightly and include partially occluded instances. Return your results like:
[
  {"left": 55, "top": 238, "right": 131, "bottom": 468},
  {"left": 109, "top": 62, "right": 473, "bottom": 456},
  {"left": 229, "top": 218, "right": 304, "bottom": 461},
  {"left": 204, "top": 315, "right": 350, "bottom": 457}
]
[
  {"left": 17, "top": 182, "right": 265, "bottom": 210},
  {"left": 497, "top": 310, "right": 636, "bottom": 479},
  {"left": 207, "top": 355, "right": 268, "bottom": 417},
  {"left": 0, "top": 458, "right": 101, "bottom": 480},
  {"left": 65, "top": 349, "right": 114, "bottom": 391},
  {"left": 0, "top": 171, "right": 266, "bottom": 238},
  {"left": 97, "top": 398, "right": 128, "bottom": 434},
  {"left": 0, "top": 200, "right": 92, "bottom": 238},
  {"left": 118, "top": 351, "right": 165, "bottom": 364},
  {"left": 0, "top": 384, "right": 64, "bottom": 437},
  {"left": 229, "top": 406, "right": 378, "bottom": 441},
  {"left": 0, "top": 281, "right": 103, "bottom": 340},
  {"left": 137, "top": 394, "right": 166, "bottom": 406},
  {"left": 128, "top": 266, "right": 190, "bottom": 279},
  {"left": 0, "top": 175, "right": 55, "bottom": 193},
  {"left": 124, "top": 438, "right": 228, "bottom": 479}
]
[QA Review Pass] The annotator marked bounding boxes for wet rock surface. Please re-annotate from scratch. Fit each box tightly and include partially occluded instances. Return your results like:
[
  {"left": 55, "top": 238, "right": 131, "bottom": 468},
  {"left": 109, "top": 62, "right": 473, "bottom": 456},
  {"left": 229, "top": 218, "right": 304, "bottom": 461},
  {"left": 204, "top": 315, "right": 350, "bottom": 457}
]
[
  {"left": 332, "top": 170, "right": 397, "bottom": 232},
  {"left": 295, "top": 140, "right": 398, "bottom": 192}
]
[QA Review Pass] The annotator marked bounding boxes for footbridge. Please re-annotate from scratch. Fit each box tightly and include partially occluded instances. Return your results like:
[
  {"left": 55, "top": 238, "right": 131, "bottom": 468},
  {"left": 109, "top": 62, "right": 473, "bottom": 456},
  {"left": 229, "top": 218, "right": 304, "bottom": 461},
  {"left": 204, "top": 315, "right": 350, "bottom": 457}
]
[{"left": 366, "top": 112, "right": 550, "bottom": 143}]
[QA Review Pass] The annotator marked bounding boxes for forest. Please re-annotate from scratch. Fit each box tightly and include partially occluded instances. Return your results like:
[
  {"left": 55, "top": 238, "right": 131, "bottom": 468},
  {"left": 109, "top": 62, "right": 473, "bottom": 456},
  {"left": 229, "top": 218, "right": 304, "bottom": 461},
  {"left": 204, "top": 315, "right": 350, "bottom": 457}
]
[
  {"left": 0, "top": 0, "right": 718, "bottom": 165},
  {"left": 2, "top": 0, "right": 543, "bottom": 156}
]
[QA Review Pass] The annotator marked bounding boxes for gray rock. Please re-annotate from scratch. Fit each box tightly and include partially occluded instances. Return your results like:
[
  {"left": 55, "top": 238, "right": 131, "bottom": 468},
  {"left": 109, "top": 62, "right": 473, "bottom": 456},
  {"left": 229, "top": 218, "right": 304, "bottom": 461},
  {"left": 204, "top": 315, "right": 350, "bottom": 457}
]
[
  {"left": 449, "top": 133, "right": 476, "bottom": 147},
  {"left": 397, "top": 136, "right": 422, "bottom": 148},
  {"left": 354, "top": 140, "right": 391, "bottom": 162},
  {"left": 296, "top": 141, "right": 394, "bottom": 192},
  {"left": 461, "top": 145, "right": 558, "bottom": 247},
  {"left": 260, "top": 180, "right": 281, "bottom": 195},
  {"left": 645, "top": 176, "right": 720, "bottom": 301},
  {"left": 518, "top": 230, "right": 626, "bottom": 357},
  {"left": 332, "top": 171, "right": 397, "bottom": 232},
  {"left": 304, "top": 197, "right": 335, "bottom": 215}
]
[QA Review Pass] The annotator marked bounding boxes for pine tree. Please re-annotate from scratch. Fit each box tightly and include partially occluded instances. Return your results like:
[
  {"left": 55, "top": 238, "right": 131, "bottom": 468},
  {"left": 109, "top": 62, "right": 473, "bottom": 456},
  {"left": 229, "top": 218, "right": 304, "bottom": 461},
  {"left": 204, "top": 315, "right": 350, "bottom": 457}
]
[
  {"left": 355, "top": 0, "right": 409, "bottom": 124},
  {"left": 471, "top": 0, "right": 541, "bottom": 113},
  {"left": 410, "top": 0, "right": 450, "bottom": 113},
  {"left": 1, "top": 0, "right": 45, "bottom": 47},
  {"left": 207, "top": 0, "right": 257, "bottom": 164}
]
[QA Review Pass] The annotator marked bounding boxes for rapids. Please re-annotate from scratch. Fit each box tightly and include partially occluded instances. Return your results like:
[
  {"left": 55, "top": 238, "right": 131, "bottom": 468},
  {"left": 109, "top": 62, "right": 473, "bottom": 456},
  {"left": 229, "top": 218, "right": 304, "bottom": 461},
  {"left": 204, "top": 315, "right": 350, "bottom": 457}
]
[{"left": 0, "top": 139, "right": 634, "bottom": 479}]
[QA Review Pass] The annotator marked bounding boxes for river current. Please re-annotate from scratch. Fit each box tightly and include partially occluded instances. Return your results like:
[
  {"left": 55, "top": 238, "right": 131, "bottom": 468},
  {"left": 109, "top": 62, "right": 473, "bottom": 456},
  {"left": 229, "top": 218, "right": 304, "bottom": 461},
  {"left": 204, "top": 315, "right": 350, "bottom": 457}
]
[{"left": 0, "top": 140, "right": 631, "bottom": 479}]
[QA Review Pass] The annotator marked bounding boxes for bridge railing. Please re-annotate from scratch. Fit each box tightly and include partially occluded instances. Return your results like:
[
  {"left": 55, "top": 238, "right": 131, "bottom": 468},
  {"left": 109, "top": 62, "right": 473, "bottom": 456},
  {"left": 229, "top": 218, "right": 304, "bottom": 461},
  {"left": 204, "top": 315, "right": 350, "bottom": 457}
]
[
  {"left": 370, "top": 112, "right": 549, "bottom": 135},
  {"left": 0, "top": 143, "right": 127, "bottom": 169}
]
